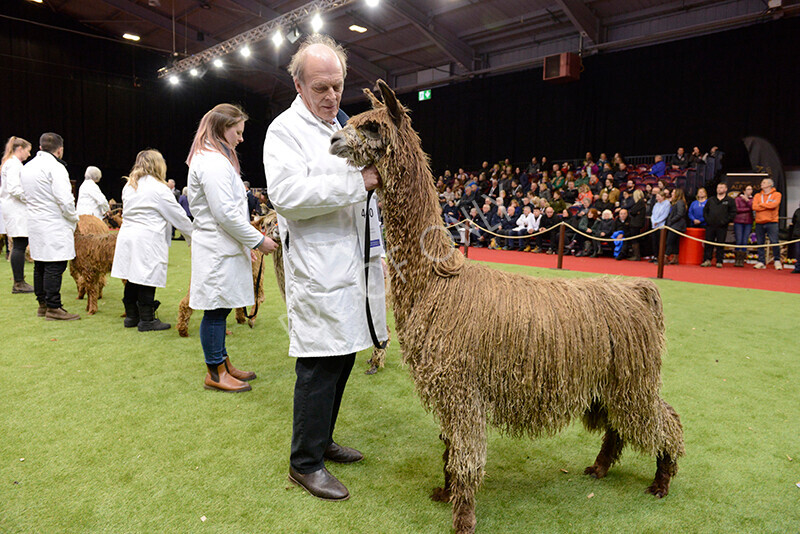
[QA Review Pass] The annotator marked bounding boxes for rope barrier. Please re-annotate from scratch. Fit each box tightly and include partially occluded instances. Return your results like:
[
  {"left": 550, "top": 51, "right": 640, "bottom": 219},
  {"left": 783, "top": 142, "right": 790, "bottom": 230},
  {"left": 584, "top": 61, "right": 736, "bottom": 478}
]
[
  {"left": 662, "top": 226, "right": 800, "bottom": 249},
  {"left": 448, "top": 217, "right": 800, "bottom": 248}
]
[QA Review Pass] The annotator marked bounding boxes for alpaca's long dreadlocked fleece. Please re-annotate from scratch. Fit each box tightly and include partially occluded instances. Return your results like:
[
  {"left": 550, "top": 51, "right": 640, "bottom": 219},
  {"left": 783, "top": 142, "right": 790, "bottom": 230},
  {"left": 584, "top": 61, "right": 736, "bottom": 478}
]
[{"left": 330, "top": 79, "right": 684, "bottom": 534}]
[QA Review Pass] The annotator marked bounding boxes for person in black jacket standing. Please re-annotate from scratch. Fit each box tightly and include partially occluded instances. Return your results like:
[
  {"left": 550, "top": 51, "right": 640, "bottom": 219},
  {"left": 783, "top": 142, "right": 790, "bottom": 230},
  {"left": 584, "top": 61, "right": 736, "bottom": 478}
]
[
  {"left": 627, "top": 189, "right": 646, "bottom": 260},
  {"left": 700, "top": 182, "right": 736, "bottom": 268}
]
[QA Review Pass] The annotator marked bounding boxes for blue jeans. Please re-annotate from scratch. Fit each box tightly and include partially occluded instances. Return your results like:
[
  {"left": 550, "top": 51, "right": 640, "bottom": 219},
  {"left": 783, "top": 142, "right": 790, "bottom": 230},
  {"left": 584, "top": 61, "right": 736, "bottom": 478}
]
[
  {"left": 734, "top": 222, "right": 751, "bottom": 251},
  {"left": 755, "top": 222, "right": 779, "bottom": 264},
  {"left": 200, "top": 308, "right": 231, "bottom": 365}
]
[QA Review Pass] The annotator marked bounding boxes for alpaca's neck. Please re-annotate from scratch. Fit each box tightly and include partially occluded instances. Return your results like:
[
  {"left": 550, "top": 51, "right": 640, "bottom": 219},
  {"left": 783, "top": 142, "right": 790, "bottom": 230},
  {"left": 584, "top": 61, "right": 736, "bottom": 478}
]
[{"left": 377, "top": 131, "right": 462, "bottom": 326}]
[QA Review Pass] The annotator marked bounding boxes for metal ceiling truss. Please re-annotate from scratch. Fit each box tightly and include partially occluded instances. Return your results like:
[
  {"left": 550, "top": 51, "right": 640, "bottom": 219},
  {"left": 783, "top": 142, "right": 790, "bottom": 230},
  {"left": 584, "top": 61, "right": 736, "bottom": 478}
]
[
  {"left": 553, "top": 0, "right": 601, "bottom": 44},
  {"left": 159, "top": 0, "right": 358, "bottom": 78}
]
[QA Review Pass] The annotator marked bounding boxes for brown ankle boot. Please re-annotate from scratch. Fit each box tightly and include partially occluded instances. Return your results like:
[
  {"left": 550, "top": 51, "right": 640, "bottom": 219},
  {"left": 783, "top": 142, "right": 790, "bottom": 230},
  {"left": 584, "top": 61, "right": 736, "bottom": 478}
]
[
  {"left": 204, "top": 363, "right": 251, "bottom": 392},
  {"left": 45, "top": 307, "right": 80, "bottom": 321},
  {"left": 224, "top": 356, "right": 256, "bottom": 381},
  {"left": 12, "top": 281, "right": 34, "bottom": 294},
  {"left": 37, "top": 303, "right": 47, "bottom": 317}
]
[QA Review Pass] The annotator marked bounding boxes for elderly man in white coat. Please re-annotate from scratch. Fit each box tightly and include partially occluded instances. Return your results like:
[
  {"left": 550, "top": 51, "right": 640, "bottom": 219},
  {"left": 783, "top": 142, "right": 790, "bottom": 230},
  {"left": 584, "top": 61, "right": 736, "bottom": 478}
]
[
  {"left": 264, "top": 34, "right": 387, "bottom": 502},
  {"left": 0, "top": 136, "right": 34, "bottom": 292},
  {"left": 19, "top": 133, "right": 80, "bottom": 320},
  {"left": 76, "top": 166, "right": 110, "bottom": 218}
]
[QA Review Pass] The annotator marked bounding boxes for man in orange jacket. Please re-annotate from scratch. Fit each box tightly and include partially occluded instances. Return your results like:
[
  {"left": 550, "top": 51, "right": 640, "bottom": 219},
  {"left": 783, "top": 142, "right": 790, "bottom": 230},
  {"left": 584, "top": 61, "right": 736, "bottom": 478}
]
[{"left": 752, "top": 178, "right": 782, "bottom": 270}]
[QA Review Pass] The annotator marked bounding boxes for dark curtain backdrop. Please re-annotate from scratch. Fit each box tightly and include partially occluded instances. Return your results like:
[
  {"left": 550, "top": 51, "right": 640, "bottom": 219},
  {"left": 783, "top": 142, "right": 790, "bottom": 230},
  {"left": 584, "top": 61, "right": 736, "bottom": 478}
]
[
  {"left": 0, "top": 2, "right": 272, "bottom": 202},
  {"left": 345, "top": 16, "right": 800, "bottom": 176}
]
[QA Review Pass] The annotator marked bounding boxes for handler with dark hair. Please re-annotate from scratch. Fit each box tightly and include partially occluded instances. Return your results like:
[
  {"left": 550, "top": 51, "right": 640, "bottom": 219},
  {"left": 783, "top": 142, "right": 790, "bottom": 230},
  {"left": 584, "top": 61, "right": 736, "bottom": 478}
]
[{"left": 19, "top": 133, "right": 80, "bottom": 320}]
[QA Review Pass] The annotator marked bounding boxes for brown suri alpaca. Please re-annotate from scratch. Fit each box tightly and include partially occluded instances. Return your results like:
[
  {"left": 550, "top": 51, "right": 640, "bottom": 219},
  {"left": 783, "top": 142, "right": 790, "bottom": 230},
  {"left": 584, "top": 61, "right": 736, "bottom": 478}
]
[
  {"left": 176, "top": 215, "right": 274, "bottom": 337},
  {"left": 329, "top": 80, "right": 684, "bottom": 534},
  {"left": 70, "top": 214, "right": 116, "bottom": 314}
]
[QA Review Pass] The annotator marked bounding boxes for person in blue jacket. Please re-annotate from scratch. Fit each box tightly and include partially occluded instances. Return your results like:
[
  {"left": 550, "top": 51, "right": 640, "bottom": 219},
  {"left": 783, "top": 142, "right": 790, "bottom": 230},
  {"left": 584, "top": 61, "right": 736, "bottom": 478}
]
[{"left": 688, "top": 188, "right": 707, "bottom": 227}]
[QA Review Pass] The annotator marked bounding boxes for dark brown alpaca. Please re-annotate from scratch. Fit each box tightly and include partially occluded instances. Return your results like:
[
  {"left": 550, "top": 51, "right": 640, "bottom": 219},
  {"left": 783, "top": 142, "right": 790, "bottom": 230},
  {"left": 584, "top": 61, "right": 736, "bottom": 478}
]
[{"left": 329, "top": 80, "right": 684, "bottom": 533}]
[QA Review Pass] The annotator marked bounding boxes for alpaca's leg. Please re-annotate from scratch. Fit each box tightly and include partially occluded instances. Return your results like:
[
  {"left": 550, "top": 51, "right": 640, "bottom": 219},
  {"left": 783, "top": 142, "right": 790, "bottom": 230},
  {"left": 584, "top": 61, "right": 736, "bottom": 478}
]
[
  {"left": 442, "top": 410, "right": 487, "bottom": 534},
  {"left": 584, "top": 428, "right": 625, "bottom": 479},
  {"left": 646, "top": 400, "right": 683, "bottom": 498},
  {"left": 431, "top": 434, "right": 451, "bottom": 502},
  {"left": 85, "top": 275, "right": 99, "bottom": 315},
  {"left": 176, "top": 292, "right": 192, "bottom": 337},
  {"left": 234, "top": 306, "right": 246, "bottom": 324},
  {"left": 365, "top": 348, "right": 384, "bottom": 375},
  {"left": 98, "top": 274, "right": 106, "bottom": 299},
  {"left": 69, "top": 262, "right": 85, "bottom": 299}
]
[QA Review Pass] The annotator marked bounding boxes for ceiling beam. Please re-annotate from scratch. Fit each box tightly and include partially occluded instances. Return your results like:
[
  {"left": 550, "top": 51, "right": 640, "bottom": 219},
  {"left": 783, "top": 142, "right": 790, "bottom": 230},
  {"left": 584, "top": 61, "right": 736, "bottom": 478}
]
[
  {"left": 225, "top": 0, "right": 280, "bottom": 19},
  {"left": 553, "top": 0, "right": 600, "bottom": 43},
  {"left": 384, "top": 0, "right": 475, "bottom": 71},
  {"left": 97, "top": 0, "right": 293, "bottom": 88}
]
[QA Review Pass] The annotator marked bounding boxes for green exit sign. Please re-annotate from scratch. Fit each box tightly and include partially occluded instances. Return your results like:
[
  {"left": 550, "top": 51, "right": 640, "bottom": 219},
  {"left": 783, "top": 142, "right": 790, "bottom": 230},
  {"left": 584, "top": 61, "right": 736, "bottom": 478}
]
[{"left": 418, "top": 89, "right": 431, "bottom": 101}]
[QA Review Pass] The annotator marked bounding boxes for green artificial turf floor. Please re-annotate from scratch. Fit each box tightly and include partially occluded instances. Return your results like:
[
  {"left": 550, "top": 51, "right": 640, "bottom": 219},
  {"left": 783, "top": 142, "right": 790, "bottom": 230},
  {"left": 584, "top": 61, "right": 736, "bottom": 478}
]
[{"left": 1, "top": 244, "right": 798, "bottom": 533}]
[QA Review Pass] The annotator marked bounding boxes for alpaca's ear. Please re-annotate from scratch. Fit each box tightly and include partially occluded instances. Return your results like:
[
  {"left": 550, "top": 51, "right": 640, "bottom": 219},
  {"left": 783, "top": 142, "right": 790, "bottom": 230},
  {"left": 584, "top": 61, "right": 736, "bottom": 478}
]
[
  {"left": 377, "top": 79, "right": 402, "bottom": 124},
  {"left": 363, "top": 88, "right": 382, "bottom": 109}
]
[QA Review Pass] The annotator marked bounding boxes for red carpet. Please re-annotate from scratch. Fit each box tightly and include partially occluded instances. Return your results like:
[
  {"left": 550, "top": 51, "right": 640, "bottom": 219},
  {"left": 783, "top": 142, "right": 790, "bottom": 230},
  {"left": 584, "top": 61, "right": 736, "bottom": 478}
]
[{"left": 465, "top": 247, "right": 800, "bottom": 294}]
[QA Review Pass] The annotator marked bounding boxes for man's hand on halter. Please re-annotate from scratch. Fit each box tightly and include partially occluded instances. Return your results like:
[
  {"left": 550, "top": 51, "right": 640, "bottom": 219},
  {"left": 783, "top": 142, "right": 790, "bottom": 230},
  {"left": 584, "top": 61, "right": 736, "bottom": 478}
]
[
  {"left": 361, "top": 165, "right": 381, "bottom": 191},
  {"left": 256, "top": 236, "right": 279, "bottom": 256}
]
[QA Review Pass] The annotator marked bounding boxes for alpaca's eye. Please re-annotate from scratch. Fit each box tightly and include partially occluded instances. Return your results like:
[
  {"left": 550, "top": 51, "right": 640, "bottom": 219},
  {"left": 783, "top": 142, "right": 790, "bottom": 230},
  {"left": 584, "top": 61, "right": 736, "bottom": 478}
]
[{"left": 364, "top": 122, "right": 380, "bottom": 133}]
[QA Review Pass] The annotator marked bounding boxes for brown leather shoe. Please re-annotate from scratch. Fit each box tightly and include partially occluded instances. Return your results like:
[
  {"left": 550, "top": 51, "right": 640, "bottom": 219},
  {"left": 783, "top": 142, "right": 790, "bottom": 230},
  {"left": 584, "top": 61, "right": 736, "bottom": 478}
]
[
  {"left": 324, "top": 442, "right": 364, "bottom": 464},
  {"left": 12, "top": 281, "right": 34, "bottom": 293},
  {"left": 45, "top": 307, "right": 80, "bottom": 321},
  {"left": 224, "top": 356, "right": 256, "bottom": 381},
  {"left": 288, "top": 466, "right": 349, "bottom": 501},
  {"left": 37, "top": 303, "right": 47, "bottom": 317},
  {"left": 204, "top": 363, "right": 251, "bottom": 393}
]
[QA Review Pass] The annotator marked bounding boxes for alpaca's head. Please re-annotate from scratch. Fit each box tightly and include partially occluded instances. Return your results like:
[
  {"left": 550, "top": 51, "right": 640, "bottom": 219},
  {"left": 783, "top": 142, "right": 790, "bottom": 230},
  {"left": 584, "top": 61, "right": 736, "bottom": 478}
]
[{"left": 330, "top": 79, "right": 414, "bottom": 185}]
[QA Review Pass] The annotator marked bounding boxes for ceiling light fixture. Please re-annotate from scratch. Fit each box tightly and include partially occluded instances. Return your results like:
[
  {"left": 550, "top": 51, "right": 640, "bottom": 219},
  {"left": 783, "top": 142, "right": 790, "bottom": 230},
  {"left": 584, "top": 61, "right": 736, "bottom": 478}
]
[
  {"left": 310, "top": 13, "right": 323, "bottom": 33},
  {"left": 272, "top": 31, "right": 284, "bottom": 47},
  {"left": 348, "top": 24, "right": 367, "bottom": 33},
  {"left": 27, "top": 0, "right": 44, "bottom": 4},
  {"left": 240, "top": 46, "right": 251, "bottom": 57},
  {"left": 286, "top": 26, "right": 301, "bottom": 44},
  {"left": 168, "top": 75, "right": 179, "bottom": 85},
  {"left": 213, "top": 58, "right": 223, "bottom": 68},
  {"left": 365, "top": 0, "right": 379, "bottom": 7},
  {"left": 190, "top": 68, "right": 199, "bottom": 76},
  {"left": 122, "top": 33, "right": 141, "bottom": 41}
]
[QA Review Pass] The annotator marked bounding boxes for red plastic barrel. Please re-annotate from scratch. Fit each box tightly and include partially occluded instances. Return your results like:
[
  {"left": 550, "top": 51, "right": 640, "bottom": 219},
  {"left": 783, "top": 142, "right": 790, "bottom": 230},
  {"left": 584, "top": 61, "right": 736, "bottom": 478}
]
[{"left": 679, "top": 227, "right": 705, "bottom": 265}]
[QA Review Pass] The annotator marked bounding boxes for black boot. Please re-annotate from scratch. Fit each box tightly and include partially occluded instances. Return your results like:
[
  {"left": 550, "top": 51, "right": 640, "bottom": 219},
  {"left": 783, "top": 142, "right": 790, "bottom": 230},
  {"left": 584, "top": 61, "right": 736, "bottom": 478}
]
[
  {"left": 137, "top": 301, "right": 171, "bottom": 331},
  {"left": 123, "top": 297, "right": 139, "bottom": 328}
]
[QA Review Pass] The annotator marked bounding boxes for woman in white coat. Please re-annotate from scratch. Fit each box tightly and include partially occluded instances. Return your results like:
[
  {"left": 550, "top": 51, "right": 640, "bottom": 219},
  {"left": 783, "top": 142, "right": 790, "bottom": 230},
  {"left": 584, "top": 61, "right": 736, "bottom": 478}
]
[
  {"left": 0, "top": 136, "right": 34, "bottom": 292},
  {"left": 187, "top": 103, "right": 277, "bottom": 393},
  {"left": 111, "top": 150, "right": 193, "bottom": 331},
  {"left": 76, "top": 166, "right": 110, "bottom": 218}
]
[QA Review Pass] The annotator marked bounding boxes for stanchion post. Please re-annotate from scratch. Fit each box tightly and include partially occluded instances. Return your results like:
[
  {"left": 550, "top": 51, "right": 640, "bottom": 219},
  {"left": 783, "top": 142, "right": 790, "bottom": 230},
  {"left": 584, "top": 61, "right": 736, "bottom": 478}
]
[
  {"left": 464, "top": 220, "right": 470, "bottom": 258},
  {"left": 557, "top": 224, "right": 565, "bottom": 270},
  {"left": 657, "top": 226, "right": 667, "bottom": 279}
]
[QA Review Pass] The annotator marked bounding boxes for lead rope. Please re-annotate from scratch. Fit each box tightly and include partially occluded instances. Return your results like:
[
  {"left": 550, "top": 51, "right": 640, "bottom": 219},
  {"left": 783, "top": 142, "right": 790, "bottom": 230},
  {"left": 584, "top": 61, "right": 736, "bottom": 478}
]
[{"left": 364, "top": 189, "right": 387, "bottom": 349}]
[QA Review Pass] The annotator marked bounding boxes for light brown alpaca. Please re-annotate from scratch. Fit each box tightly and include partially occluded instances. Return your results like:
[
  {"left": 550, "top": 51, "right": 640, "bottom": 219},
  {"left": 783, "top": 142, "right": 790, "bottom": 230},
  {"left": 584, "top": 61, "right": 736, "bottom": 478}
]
[
  {"left": 176, "top": 215, "right": 274, "bottom": 337},
  {"left": 330, "top": 80, "right": 684, "bottom": 534},
  {"left": 70, "top": 214, "right": 117, "bottom": 314}
]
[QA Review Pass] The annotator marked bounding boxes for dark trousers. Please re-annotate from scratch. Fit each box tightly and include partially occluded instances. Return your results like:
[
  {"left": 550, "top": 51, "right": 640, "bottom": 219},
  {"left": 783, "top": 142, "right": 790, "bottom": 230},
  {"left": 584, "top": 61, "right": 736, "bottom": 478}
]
[
  {"left": 199, "top": 308, "right": 231, "bottom": 365},
  {"left": 33, "top": 260, "right": 67, "bottom": 308},
  {"left": 10, "top": 236, "right": 28, "bottom": 282},
  {"left": 666, "top": 228, "right": 681, "bottom": 255},
  {"left": 291, "top": 353, "right": 356, "bottom": 474},
  {"left": 755, "top": 222, "right": 780, "bottom": 264},
  {"left": 703, "top": 225, "right": 728, "bottom": 263}
]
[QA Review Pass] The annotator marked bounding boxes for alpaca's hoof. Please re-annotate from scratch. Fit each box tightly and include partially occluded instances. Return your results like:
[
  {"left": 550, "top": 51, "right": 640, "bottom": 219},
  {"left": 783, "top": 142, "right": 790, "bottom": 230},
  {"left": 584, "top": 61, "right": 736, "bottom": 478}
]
[
  {"left": 646, "top": 482, "right": 669, "bottom": 498},
  {"left": 178, "top": 328, "right": 189, "bottom": 338},
  {"left": 247, "top": 319, "right": 255, "bottom": 329},
  {"left": 430, "top": 487, "right": 451, "bottom": 502},
  {"left": 365, "top": 363, "right": 379, "bottom": 375},
  {"left": 584, "top": 464, "right": 608, "bottom": 479}
]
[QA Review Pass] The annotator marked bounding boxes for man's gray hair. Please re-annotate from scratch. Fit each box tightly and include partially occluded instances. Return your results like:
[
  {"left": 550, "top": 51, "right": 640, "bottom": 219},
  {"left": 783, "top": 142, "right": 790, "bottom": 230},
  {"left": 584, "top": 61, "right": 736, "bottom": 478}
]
[
  {"left": 288, "top": 34, "right": 348, "bottom": 83},
  {"left": 85, "top": 166, "right": 102, "bottom": 182}
]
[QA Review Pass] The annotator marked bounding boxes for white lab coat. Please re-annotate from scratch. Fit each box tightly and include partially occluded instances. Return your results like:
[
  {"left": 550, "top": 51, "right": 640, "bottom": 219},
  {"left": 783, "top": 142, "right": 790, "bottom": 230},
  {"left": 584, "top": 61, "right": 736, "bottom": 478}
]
[
  {"left": 187, "top": 149, "right": 264, "bottom": 310},
  {"left": 0, "top": 155, "right": 29, "bottom": 237},
  {"left": 76, "top": 179, "right": 110, "bottom": 218},
  {"left": 110, "top": 175, "right": 192, "bottom": 287},
  {"left": 264, "top": 95, "right": 387, "bottom": 357},
  {"left": 20, "top": 151, "right": 78, "bottom": 261}
]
